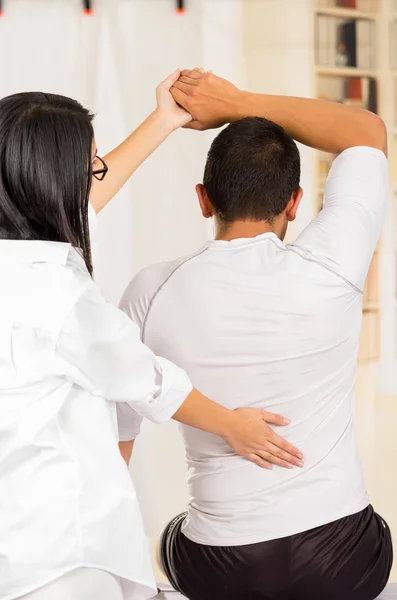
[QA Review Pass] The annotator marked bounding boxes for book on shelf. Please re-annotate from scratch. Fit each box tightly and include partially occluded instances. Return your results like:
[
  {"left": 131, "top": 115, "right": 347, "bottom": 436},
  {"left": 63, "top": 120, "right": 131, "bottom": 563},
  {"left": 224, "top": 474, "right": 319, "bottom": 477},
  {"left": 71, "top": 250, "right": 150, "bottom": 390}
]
[
  {"left": 343, "top": 77, "right": 363, "bottom": 107},
  {"left": 343, "top": 77, "right": 376, "bottom": 112},
  {"left": 317, "top": 0, "right": 378, "bottom": 9},
  {"left": 356, "top": 19, "right": 373, "bottom": 68},
  {"left": 316, "top": 15, "right": 375, "bottom": 69},
  {"left": 367, "top": 77, "right": 377, "bottom": 113},
  {"left": 320, "top": 16, "right": 338, "bottom": 66},
  {"left": 361, "top": 76, "right": 370, "bottom": 108},
  {"left": 336, "top": 0, "right": 356, "bottom": 7},
  {"left": 318, "top": 75, "right": 377, "bottom": 113},
  {"left": 341, "top": 20, "right": 357, "bottom": 66},
  {"left": 336, "top": 0, "right": 378, "bottom": 10},
  {"left": 340, "top": 19, "right": 375, "bottom": 69}
]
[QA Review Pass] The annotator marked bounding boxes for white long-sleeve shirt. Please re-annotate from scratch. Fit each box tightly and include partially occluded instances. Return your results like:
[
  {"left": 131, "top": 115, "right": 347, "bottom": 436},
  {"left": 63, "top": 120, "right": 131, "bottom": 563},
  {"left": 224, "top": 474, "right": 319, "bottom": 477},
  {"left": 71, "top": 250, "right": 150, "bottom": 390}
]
[
  {"left": 0, "top": 239, "right": 192, "bottom": 600},
  {"left": 119, "top": 147, "right": 387, "bottom": 546}
]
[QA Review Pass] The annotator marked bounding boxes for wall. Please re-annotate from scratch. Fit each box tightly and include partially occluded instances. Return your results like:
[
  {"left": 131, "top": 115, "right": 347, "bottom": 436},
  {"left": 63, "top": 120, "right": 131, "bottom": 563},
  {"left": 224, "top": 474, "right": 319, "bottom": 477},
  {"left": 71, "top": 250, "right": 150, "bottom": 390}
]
[
  {"left": 93, "top": 0, "right": 246, "bottom": 304},
  {"left": 0, "top": 0, "right": 243, "bottom": 305}
]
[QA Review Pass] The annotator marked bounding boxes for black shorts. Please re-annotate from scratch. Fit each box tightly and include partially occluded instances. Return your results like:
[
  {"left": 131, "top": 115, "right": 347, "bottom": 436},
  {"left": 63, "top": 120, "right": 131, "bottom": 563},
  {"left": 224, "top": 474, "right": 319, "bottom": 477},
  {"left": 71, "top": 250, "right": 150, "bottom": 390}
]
[{"left": 160, "top": 505, "right": 393, "bottom": 600}]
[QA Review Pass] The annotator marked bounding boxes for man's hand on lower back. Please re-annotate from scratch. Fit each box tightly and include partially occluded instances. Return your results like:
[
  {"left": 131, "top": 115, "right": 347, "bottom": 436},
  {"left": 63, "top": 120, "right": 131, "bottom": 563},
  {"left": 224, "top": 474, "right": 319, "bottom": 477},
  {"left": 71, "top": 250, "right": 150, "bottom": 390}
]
[{"left": 171, "top": 70, "right": 245, "bottom": 131}]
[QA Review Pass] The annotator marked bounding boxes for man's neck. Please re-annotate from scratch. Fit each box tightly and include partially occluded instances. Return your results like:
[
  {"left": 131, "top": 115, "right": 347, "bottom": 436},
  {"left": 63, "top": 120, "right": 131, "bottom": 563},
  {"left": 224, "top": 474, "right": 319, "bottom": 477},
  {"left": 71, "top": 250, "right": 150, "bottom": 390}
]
[{"left": 214, "top": 219, "right": 282, "bottom": 241}]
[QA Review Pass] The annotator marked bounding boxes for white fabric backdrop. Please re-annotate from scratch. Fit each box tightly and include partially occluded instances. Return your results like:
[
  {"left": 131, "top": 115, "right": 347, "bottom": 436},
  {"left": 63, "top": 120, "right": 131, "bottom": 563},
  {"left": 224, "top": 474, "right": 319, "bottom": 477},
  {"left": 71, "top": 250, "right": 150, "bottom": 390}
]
[{"left": 0, "top": 0, "right": 245, "bottom": 538}]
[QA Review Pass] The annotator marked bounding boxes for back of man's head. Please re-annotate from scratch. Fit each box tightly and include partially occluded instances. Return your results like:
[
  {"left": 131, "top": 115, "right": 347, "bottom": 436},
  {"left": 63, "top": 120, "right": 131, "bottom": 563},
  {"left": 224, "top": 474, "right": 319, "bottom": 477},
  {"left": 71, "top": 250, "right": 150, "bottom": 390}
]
[{"left": 203, "top": 117, "right": 301, "bottom": 224}]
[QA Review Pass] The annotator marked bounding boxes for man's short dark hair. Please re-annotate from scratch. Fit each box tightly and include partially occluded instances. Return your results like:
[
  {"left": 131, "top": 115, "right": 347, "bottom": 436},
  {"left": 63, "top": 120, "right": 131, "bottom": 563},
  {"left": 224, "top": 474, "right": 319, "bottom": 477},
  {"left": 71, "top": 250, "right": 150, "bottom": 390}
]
[{"left": 203, "top": 117, "right": 301, "bottom": 223}]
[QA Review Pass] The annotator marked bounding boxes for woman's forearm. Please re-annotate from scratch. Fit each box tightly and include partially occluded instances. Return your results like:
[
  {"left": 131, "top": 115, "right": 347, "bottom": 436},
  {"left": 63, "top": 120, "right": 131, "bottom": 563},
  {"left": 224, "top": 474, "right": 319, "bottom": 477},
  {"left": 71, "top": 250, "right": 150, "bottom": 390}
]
[
  {"left": 171, "top": 388, "right": 236, "bottom": 437},
  {"left": 171, "top": 388, "right": 303, "bottom": 469},
  {"left": 90, "top": 109, "right": 175, "bottom": 214}
]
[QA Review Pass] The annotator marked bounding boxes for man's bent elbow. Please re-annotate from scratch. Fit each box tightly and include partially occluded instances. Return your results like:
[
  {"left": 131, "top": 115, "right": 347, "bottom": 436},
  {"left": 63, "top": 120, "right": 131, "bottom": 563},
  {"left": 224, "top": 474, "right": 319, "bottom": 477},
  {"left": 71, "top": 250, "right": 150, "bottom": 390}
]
[
  {"left": 338, "top": 111, "right": 387, "bottom": 156},
  {"left": 364, "top": 114, "right": 388, "bottom": 156},
  {"left": 119, "top": 440, "right": 135, "bottom": 465}
]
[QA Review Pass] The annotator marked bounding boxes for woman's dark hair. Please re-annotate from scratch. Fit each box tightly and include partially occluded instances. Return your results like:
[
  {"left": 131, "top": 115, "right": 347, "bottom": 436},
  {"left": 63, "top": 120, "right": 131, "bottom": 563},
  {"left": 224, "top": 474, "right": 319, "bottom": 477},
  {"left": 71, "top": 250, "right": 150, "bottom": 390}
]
[
  {"left": 0, "top": 92, "right": 95, "bottom": 275},
  {"left": 203, "top": 117, "right": 301, "bottom": 223}
]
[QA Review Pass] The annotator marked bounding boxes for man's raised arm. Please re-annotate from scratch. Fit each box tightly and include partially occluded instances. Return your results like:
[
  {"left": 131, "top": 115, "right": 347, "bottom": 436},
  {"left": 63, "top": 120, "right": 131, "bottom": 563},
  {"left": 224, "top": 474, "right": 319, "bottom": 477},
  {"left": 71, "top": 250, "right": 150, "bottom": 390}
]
[{"left": 171, "top": 70, "right": 387, "bottom": 156}]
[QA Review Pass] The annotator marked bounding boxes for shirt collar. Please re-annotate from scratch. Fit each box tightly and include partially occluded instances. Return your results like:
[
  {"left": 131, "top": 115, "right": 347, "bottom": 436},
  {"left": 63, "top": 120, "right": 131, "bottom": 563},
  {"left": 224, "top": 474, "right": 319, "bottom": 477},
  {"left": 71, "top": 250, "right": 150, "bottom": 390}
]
[
  {"left": 0, "top": 240, "right": 72, "bottom": 265},
  {"left": 208, "top": 232, "right": 284, "bottom": 248}
]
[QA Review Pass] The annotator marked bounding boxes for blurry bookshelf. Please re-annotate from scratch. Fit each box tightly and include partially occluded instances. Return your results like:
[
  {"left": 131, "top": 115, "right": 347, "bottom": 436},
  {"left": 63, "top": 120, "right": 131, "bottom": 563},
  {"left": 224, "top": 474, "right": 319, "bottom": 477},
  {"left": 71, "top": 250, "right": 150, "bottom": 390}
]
[
  {"left": 314, "top": 5, "right": 379, "bottom": 196},
  {"left": 316, "top": 0, "right": 378, "bottom": 11},
  {"left": 314, "top": 0, "right": 380, "bottom": 362},
  {"left": 315, "top": 17, "right": 376, "bottom": 70},
  {"left": 317, "top": 75, "right": 377, "bottom": 109}
]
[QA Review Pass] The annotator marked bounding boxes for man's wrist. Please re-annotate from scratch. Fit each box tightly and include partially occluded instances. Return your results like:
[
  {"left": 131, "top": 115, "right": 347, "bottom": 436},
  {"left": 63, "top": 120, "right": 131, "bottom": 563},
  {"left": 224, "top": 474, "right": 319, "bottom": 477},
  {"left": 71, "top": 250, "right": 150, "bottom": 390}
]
[{"left": 231, "top": 91, "right": 259, "bottom": 121}]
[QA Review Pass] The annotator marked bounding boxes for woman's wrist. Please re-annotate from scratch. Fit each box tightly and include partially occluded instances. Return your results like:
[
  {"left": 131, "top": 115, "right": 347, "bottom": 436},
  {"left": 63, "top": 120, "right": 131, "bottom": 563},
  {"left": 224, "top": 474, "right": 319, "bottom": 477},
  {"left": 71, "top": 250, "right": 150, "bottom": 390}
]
[
  {"left": 209, "top": 404, "right": 238, "bottom": 440},
  {"left": 217, "top": 407, "right": 239, "bottom": 440},
  {"left": 152, "top": 107, "right": 180, "bottom": 135}
]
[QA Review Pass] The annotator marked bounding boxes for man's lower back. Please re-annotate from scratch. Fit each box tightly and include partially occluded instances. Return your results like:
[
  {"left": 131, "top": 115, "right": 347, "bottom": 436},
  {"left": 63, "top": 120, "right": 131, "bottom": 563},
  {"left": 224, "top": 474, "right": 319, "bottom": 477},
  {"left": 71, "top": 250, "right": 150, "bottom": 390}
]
[{"left": 182, "top": 401, "right": 368, "bottom": 546}]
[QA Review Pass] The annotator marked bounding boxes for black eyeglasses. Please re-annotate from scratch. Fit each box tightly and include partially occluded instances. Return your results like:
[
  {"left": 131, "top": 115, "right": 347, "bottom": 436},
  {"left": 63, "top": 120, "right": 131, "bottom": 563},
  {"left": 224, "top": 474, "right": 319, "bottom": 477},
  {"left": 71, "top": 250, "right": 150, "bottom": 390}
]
[{"left": 92, "top": 155, "right": 108, "bottom": 181}]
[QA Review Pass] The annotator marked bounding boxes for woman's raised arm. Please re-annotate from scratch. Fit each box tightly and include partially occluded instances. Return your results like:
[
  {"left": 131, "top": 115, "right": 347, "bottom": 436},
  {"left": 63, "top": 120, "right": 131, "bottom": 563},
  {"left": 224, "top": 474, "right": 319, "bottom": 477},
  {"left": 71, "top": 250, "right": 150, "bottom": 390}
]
[{"left": 89, "top": 70, "right": 192, "bottom": 214}]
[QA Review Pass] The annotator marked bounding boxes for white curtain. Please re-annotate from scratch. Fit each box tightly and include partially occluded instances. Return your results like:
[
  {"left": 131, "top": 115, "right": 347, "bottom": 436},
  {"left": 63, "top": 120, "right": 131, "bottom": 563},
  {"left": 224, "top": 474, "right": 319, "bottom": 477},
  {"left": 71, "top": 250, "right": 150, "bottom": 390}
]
[{"left": 0, "top": 0, "right": 244, "bottom": 539}]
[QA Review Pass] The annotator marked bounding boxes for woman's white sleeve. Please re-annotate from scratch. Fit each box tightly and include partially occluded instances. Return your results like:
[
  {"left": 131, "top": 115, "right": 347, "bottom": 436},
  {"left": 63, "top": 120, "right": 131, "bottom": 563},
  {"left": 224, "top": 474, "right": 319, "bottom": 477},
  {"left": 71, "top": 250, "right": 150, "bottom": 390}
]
[{"left": 55, "top": 282, "right": 193, "bottom": 424}]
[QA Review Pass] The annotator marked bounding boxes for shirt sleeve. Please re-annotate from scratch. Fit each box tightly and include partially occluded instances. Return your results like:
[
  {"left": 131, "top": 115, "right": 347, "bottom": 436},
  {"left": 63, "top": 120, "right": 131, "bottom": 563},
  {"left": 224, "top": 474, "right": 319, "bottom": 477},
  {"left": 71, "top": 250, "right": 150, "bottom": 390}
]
[
  {"left": 117, "top": 403, "right": 143, "bottom": 442},
  {"left": 116, "top": 268, "right": 160, "bottom": 440},
  {"left": 116, "top": 279, "right": 147, "bottom": 442},
  {"left": 55, "top": 281, "right": 193, "bottom": 427},
  {"left": 292, "top": 146, "right": 388, "bottom": 292},
  {"left": 118, "top": 275, "right": 149, "bottom": 330}
]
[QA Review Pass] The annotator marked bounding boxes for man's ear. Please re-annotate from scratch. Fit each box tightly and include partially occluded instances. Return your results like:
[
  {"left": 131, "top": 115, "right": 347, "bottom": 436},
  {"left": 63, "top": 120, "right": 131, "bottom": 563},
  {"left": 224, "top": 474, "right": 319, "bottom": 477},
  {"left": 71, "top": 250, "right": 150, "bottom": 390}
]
[
  {"left": 286, "top": 187, "right": 303, "bottom": 222},
  {"left": 196, "top": 184, "right": 214, "bottom": 218}
]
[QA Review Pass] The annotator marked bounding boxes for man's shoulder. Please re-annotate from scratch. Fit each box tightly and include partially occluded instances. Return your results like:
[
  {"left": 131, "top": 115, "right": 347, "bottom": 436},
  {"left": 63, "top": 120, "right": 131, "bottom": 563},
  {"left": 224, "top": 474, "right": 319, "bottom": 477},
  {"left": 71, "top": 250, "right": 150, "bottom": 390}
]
[
  {"left": 124, "top": 249, "right": 203, "bottom": 301},
  {"left": 119, "top": 247, "right": 207, "bottom": 324}
]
